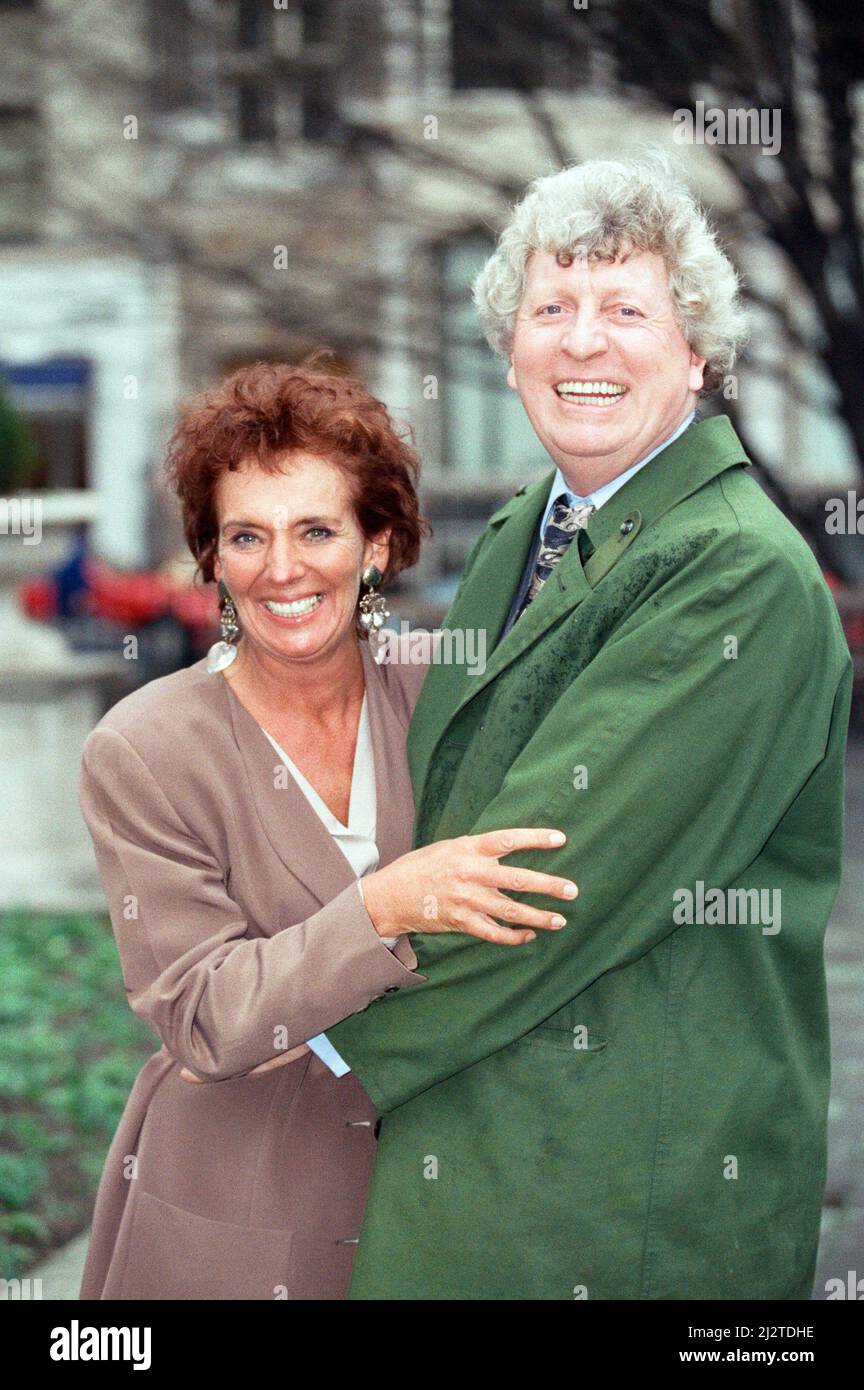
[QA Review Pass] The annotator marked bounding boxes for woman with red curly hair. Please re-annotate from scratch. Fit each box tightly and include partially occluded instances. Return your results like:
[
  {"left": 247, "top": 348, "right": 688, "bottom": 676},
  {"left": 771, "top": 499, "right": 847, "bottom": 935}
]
[{"left": 76, "top": 357, "right": 569, "bottom": 1300}]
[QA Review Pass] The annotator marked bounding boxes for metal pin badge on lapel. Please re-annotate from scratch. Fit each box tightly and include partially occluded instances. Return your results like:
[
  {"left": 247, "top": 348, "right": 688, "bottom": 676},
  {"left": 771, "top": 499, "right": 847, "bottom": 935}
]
[{"left": 583, "top": 510, "right": 641, "bottom": 588}]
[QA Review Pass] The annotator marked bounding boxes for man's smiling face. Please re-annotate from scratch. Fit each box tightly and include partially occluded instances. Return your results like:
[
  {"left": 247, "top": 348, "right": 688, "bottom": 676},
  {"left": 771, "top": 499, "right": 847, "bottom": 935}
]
[{"left": 507, "top": 248, "right": 706, "bottom": 488}]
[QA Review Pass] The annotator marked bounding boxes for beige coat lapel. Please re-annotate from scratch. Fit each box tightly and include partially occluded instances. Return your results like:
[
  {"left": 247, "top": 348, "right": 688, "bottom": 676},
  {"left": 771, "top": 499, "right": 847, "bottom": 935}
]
[
  {"left": 358, "top": 640, "right": 416, "bottom": 873},
  {"left": 219, "top": 643, "right": 412, "bottom": 907}
]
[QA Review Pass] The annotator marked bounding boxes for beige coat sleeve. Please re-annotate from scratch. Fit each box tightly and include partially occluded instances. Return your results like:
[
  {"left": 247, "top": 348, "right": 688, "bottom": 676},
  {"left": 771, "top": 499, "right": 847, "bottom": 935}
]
[{"left": 79, "top": 725, "right": 425, "bottom": 1081}]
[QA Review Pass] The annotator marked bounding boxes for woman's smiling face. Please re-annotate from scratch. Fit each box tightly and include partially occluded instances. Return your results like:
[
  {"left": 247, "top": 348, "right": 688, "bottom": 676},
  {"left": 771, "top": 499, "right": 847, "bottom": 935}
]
[{"left": 212, "top": 451, "right": 389, "bottom": 667}]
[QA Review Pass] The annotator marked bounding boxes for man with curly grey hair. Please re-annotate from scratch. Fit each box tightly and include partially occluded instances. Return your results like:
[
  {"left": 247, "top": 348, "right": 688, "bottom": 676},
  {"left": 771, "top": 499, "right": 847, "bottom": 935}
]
[{"left": 324, "top": 154, "right": 852, "bottom": 1300}]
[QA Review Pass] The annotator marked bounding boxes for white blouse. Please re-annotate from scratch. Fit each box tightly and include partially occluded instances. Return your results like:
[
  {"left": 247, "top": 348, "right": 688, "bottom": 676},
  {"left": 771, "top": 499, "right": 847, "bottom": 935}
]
[
  {"left": 262, "top": 693, "right": 380, "bottom": 880},
  {"left": 261, "top": 693, "right": 395, "bottom": 1077}
]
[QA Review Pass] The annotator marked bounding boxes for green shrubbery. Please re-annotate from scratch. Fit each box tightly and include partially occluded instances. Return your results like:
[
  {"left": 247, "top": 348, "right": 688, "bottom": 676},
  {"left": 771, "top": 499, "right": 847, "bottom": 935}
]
[{"left": 0, "top": 912, "right": 154, "bottom": 1278}]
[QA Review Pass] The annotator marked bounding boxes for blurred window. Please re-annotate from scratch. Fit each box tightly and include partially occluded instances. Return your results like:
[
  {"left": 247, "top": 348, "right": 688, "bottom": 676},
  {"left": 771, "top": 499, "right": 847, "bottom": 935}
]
[
  {"left": 0, "top": 359, "right": 90, "bottom": 490},
  {"left": 451, "top": 0, "right": 589, "bottom": 92},
  {"left": 0, "top": 107, "right": 40, "bottom": 242},
  {"left": 438, "top": 235, "right": 548, "bottom": 481},
  {"left": 148, "top": 1, "right": 339, "bottom": 145},
  {"left": 237, "top": 78, "right": 276, "bottom": 142},
  {"left": 231, "top": 0, "right": 339, "bottom": 143},
  {"left": 148, "top": 0, "right": 198, "bottom": 112},
  {"left": 236, "top": 0, "right": 267, "bottom": 49},
  {"left": 298, "top": 0, "right": 338, "bottom": 140},
  {"left": 234, "top": 0, "right": 276, "bottom": 140}
]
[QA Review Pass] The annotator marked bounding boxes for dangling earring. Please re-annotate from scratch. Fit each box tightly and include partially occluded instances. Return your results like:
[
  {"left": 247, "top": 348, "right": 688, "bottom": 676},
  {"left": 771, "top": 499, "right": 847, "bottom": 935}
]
[
  {"left": 207, "top": 580, "right": 240, "bottom": 673},
  {"left": 358, "top": 563, "right": 390, "bottom": 664}
]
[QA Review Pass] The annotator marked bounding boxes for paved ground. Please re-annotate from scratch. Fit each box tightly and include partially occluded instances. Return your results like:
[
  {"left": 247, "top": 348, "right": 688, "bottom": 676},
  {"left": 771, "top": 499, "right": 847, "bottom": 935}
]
[
  {"left": 6, "top": 1232, "right": 90, "bottom": 1302},
  {"left": 9, "top": 738, "right": 864, "bottom": 1301}
]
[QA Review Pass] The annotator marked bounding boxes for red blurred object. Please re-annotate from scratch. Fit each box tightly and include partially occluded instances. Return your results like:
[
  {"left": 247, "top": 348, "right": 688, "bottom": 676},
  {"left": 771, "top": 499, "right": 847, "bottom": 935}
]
[
  {"left": 18, "top": 575, "right": 59, "bottom": 621},
  {"left": 19, "top": 552, "right": 219, "bottom": 640},
  {"left": 84, "top": 559, "right": 172, "bottom": 626},
  {"left": 82, "top": 558, "right": 219, "bottom": 637}
]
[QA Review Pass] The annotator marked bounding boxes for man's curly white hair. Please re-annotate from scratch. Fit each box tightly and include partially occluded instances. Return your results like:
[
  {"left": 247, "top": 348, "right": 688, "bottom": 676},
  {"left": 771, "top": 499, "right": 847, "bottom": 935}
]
[{"left": 472, "top": 150, "right": 749, "bottom": 393}]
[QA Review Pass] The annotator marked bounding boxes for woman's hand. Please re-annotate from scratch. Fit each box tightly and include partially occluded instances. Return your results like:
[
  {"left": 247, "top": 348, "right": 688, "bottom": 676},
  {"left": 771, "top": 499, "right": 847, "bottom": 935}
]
[
  {"left": 361, "top": 828, "right": 576, "bottom": 947},
  {"left": 178, "top": 1042, "right": 310, "bottom": 1083},
  {"left": 176, "top": 829, "right": 574, "bottom": 1086}
]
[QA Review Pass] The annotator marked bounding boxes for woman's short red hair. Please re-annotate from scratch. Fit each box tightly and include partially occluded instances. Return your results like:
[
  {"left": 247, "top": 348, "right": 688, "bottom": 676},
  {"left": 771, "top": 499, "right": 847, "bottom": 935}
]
[{"left": 165, "top": 353, "right": 429, "bottom": 584}]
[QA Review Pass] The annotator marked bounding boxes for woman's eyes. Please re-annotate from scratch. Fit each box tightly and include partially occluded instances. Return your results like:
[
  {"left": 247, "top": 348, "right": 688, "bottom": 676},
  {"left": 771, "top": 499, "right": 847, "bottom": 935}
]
[{"left": 228, "top": 527, "right": 333, "bottom": 546}]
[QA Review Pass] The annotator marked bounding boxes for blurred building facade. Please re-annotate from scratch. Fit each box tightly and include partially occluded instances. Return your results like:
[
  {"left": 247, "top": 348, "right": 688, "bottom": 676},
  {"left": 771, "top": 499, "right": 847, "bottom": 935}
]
[{"left": 0, "top": 0, "right": 860, "bottom": 599}]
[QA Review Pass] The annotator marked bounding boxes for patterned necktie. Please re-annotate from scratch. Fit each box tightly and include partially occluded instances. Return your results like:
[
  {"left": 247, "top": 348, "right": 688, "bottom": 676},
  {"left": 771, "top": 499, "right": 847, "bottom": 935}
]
[{"left": 516, "top": 495, "right": 596, "bottom": 620}]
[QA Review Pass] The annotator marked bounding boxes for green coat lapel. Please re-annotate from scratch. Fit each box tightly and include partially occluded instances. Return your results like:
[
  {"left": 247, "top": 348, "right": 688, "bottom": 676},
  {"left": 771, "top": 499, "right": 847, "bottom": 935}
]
[
  {"left": 406, "top": 472, "right": 549, "bottom": 800},
  {"left": 408, "top": 415, "right": 751, "bottom": 812},
  {"left": 581, "top": 414, "right": 750, "bottom": 555}
]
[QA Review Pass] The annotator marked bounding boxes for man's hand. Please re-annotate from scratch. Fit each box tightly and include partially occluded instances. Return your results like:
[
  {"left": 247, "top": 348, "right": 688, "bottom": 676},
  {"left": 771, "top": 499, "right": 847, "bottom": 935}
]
[{"left": 178, "top": 1042, "right": 311, "bottom": 1084}]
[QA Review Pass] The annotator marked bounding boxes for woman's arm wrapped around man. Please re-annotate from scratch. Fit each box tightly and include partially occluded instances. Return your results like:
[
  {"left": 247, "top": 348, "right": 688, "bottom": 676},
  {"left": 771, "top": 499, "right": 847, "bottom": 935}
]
[{"left": 78, "top": 724, "right": 425, "bottom": 1083}]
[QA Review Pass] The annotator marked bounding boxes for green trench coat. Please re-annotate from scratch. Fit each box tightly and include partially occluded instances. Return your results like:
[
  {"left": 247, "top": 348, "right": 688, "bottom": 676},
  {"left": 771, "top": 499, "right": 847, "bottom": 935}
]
[{"left": 326, "top": 416, "right": 852, "bottom": 1300}]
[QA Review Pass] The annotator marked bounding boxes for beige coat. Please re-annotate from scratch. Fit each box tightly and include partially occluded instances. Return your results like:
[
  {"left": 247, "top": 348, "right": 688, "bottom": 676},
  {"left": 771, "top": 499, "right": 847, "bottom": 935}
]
[{"left": 77, "top": 641, "right": 427, "bottom": 1300}]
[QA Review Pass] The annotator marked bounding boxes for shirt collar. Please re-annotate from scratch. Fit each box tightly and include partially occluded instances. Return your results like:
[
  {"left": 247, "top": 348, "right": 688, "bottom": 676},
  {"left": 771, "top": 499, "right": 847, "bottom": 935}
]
[{"left": 539, "top": 409, "right": 696, "bottom": 536}]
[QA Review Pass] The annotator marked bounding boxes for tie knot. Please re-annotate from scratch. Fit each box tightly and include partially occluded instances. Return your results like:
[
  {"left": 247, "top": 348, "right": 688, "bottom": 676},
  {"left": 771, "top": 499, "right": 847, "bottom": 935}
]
[
  {"left": 546, "top": 496, "right": 596, "bottom": 539},
  {"left": 512, "top": 494, "right": 595, "bottom": 625}
]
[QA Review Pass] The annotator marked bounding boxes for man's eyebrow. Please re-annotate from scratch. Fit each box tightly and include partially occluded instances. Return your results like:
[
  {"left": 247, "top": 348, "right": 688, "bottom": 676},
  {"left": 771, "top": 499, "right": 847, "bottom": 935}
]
[{"left": 529, "top": 278, "right": 649, "bottom": 301}]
